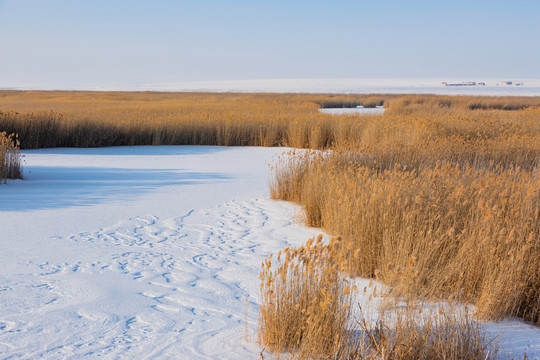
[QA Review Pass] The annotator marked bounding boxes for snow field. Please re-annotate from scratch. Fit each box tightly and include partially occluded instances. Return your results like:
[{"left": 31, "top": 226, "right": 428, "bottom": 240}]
[{"left": 0, "top": 146, "right": 322, "bottom": 358}]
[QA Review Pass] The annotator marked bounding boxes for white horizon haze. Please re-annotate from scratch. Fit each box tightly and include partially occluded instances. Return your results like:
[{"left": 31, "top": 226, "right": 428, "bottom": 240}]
[{"left": 2, "top": 78, "right": 540, "bottom": 97}]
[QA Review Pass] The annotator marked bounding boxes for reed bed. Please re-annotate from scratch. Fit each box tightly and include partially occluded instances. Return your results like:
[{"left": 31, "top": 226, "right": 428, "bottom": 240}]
[
  {"left": 0, "top": 91, "right": 389, "bottom": 149},
  {"left": 1, "top": 91, "right": 539, "bottom": 150},
  {"left": 258, "top": 236, "right": 496, "bottom": 359},
  {"left": 270, "top": 102, "right": 540, "bottom": 327},
  {"left": 0, "top": 131, "right": 22, "bottom": 181}
]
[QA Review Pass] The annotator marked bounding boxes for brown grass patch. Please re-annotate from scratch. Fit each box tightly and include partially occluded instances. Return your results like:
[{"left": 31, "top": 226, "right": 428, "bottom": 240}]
[
  {"left": 269, "top": 101, "right": 540, "bottom": 326},
  {"left": 0, "top": 131, "right": 22, "bottom": 181},
  {"left": 258, "top": 235, "right": 355, "bottom": 358},
  {"left": 1, "top": 91, "right": 539, "bottom": 151},
  {"left": 0, "top": 91, "right": 388, "bottom": 149},
  {"left": 258, "top": 236, "right": 497, "bottom": 359}
]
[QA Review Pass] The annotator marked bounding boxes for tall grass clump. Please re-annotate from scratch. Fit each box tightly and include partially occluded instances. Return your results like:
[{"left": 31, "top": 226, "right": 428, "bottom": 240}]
[
  {"left": 357, "top": 301, "right": 496, "bottom": 360},
  {"left": 258, "top": 235, "right": 357, "bottom": 358},
  {"left": 0, "top": 131, "right": 22, "bottom": 181},
  {"left": 258, "top": 236, "right": 497, "bottom": 359}
]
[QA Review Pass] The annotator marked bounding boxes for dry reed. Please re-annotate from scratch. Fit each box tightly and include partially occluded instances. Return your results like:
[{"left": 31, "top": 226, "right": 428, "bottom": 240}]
[
  {"left": 357, "top": 301, "right": 496, "bottom": 360},
  {"left": 0, "top": 131, "right": 22, "bottom": 181},
  {"left": 0, "top": 92, "right": 384, "bottom": 149},
  {"left": 1, "top": 91, "right": 539, "bottom": 150},
  {"left": 270, "top": 101, "right": 540, "bottom": 326},
  {"left": 258, "top": 236, "right": 497, "bottom": 359},
  {"left": 258, "top": 235, "right": 356, "bottom": 358}
]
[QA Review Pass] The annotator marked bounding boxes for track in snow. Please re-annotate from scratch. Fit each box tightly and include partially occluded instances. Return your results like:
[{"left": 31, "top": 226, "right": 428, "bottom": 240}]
[{"left": 1, "top": 197, "right": 321, "bottom": 358}]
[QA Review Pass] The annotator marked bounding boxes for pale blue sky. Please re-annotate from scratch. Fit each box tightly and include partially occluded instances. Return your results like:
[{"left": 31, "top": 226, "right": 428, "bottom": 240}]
[{"left": 0, "top": 0, "right": 539, "bottom": 87}]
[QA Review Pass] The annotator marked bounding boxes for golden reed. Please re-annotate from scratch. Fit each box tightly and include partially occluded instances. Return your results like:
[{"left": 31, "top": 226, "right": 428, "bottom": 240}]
[
  {"left": 269, "top": 98, "right": 539, "bottom": 327},
  {"left": 0, "top": 131, "right": 21, "bottom": 181},
  {"left": 258, "top": 236, "right": 495, "bottom": 359}
]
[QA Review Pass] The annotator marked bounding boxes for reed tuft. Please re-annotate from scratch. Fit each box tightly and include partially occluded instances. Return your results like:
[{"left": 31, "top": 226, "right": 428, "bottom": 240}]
[
  {"left": 0, "top": 131, "right": 22, "bottom": 182},
  {"left": 258, "top": 236, "right": 497, "bottom": 359}
]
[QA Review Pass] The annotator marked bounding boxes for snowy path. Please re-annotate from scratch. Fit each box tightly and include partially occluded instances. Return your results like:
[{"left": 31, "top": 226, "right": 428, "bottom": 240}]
[{"left": 0, "top": 146, "right": 538, "bottom": 359}]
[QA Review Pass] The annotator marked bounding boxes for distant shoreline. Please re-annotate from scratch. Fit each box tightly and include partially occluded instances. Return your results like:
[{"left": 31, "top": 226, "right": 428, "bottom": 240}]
[{"left": 2, "top": 78, "right": 540, "bottom": 96}]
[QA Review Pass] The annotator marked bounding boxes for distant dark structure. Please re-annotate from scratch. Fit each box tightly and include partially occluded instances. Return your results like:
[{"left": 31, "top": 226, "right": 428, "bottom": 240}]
[{"left": 497, "top": 81, "right": 524, "bottom": 86}]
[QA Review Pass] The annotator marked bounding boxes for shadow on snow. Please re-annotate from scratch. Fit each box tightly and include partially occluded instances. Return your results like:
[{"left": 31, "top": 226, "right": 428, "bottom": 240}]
[{"left": 0, "top": 166, "right": 232, "bottom": 211}]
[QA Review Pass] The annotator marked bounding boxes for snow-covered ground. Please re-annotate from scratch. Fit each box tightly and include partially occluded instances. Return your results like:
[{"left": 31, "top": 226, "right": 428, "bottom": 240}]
[
  {"left": 1, "top": 146, "right": 539, "bottom": 359},
  {"left": 3, "top": 78, "right": 540, "bottom": 96}
]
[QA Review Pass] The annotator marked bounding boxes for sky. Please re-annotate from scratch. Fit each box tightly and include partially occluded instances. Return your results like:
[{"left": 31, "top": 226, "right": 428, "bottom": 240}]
[{"left": 0, "top": 0, "right": 539, "bottom": 87}]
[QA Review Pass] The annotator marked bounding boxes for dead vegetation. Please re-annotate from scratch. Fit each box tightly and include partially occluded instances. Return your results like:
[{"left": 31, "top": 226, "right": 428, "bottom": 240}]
[
  {"left": 0, "top": 91, "right": 386, "bottom": 149},
  {"left": 0, "top": 131, "right": 22, "bottom": 181},
  {"left": 258, "top": 236, "right": 497, "bottom": 359},
  {"left": 269, "top": 98, "right": 540, "bottom": 327},
  {"left": 1, "top": 91, "right": 539, "bottom": 151}
]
